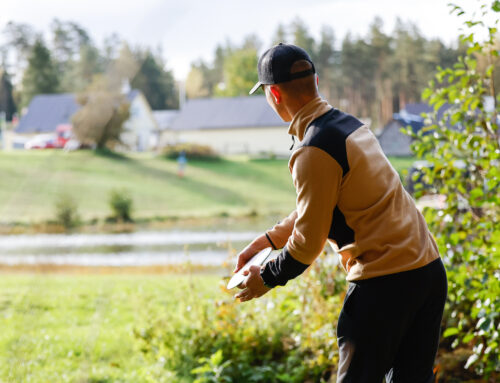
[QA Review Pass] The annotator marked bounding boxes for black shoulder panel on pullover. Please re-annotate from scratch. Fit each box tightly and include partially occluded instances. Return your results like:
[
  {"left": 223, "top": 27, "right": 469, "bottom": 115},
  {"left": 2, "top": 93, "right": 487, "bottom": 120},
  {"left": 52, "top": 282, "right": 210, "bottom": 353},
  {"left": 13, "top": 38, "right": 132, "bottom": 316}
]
[
  {"left": 296, "top": 108, "right": 361, "bottom": 248},
  {"left": 298, "top": 109, "right": 363, "bottom": 175}
]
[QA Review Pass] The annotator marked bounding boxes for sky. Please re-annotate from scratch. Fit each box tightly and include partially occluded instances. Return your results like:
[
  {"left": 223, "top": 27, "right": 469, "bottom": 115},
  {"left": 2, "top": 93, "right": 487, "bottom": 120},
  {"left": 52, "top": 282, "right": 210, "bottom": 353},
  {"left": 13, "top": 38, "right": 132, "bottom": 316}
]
[{"left": 0, "top": 0, "right": 484, "bottom": 80}]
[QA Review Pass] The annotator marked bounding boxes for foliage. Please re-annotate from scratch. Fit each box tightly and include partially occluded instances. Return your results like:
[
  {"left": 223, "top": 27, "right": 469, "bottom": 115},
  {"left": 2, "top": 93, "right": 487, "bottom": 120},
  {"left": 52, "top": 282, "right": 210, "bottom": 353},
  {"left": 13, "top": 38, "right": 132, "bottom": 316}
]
[
  {"left": 131, "top": 50, "right": 178, "bottom": 109},
  {"left": 135, "top": 251, "right": 346, "bottom": 382},
  {"left": 109, "top": 188, "right": 133, "bottom": 222},
  {"left": 162, "top": 143, "right": 220, "bottom": 161},
  {"left": 20, "top": 38, "right": 59, "bottom": 107},
  {"left": 404, "top": 1, "right": 500, "bottom": 379},
  {"left": 216, "top": 47, "right": 258, "bottom": 97},
  {"left": 72, "top": 76, "right": 131, "bottom": 149},
  {"left": 0, "top": 68, "right": 16, "bottom": 120},
  {"left": 54, "top": 193, "right": 80, "bottom": 229}
]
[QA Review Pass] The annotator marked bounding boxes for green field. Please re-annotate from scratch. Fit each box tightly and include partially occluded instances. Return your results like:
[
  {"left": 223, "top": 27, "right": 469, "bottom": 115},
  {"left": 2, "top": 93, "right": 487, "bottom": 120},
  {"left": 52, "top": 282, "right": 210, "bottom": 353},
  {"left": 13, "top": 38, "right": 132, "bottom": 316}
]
[
  {"left": 0, "top": 274, "right": 222, "bottom": 383},
  {"left": 0, "top": 150, "right": 414, "bottom": 224}
]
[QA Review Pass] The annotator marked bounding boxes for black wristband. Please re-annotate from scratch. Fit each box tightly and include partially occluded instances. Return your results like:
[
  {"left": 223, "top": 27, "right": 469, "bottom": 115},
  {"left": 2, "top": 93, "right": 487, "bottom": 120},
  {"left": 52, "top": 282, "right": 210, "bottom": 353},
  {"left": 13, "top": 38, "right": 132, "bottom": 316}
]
[
  {"left": 260, "top": 246, "right": 309, "bottom": 288},
  {"left": 265, "top": 232, "right": 277, "bottom": 250}
]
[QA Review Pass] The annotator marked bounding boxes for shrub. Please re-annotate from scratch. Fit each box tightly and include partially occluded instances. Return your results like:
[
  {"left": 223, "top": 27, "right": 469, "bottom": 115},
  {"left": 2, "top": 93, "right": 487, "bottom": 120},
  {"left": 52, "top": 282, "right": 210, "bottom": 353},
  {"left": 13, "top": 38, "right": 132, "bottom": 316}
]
[
  {"left": 162, "top": 143, "right": 220, "bottom": 161},
  {"left": 405, "top": 2, "right": 500, "bottom": 379},
  {"left": 109, "top": 188, "right": 133, "bottom": 222},
  {"left": 54, "top": 193, "right": 80, "bottom": 229},
  {"left": 134, "top": 251, "right": 345, "bottom": 382}
]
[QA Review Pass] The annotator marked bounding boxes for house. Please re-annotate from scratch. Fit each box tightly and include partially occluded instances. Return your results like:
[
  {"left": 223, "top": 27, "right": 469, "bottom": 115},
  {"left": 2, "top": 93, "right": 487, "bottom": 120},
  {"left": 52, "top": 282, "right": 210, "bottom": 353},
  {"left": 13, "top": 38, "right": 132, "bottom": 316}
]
[
  {"left": 120, "top": 90, "right": 159, "bottom": 151},
  {"left": 164, "top": 96, "right": 289, "bottom": 156},
  {"left": 378, "top": 103, "right": 439, "bottom": 157},
  {"left": 152, "top": 109, "right": 180, "bottom": 148},
  {"left": 6, "top": 90, "right": 157, "bottom": 151}
]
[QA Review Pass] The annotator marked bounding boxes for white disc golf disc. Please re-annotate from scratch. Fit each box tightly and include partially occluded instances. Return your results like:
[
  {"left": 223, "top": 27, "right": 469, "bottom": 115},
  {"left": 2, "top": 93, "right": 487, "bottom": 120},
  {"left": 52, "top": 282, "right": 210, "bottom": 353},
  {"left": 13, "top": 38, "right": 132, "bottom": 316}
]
[{"left": 227, "top": 247, "right": 273, "bottom": 289}]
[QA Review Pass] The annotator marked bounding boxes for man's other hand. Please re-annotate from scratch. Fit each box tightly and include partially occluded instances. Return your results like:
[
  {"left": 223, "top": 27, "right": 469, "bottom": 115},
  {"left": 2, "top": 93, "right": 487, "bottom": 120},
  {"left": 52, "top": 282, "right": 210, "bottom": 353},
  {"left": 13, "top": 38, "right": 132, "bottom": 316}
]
[
  {"left": 234, "top": 265, "right": 271, "bottom": 302},
  {"left": 233, "top": 234, "right": 270, "bottom": 273}
]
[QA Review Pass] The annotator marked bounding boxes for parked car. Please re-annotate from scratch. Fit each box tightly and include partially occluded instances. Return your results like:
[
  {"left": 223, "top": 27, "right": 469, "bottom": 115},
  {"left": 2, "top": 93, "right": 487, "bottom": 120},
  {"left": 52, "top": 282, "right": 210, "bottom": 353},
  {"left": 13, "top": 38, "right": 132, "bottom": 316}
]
[{"left": 25, "top": 134, "right": 58, "bottom": 149}]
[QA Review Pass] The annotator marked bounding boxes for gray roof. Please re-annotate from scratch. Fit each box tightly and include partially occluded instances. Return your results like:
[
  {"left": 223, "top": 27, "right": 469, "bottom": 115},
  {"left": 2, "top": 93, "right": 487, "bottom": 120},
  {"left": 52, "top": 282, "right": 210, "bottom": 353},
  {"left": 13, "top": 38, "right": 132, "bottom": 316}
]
[
  {"left": 170, "top": 96, "right": 288, "bottom": 131},
  {"left": 15, "top": 91, "right": 142, "bottom": 134},
  {"left": 152, "top": 110, "right": 180, "bottom": 130},
  {"left": 16, "top": 94, "right": 80, "bottom": 134}
]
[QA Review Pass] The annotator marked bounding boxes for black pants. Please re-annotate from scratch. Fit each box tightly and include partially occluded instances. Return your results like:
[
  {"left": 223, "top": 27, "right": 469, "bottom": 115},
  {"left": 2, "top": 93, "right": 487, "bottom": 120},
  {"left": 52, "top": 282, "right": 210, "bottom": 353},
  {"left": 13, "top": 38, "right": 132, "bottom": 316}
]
[{"left": 336, "top": 258, "right": 448, "bottom": 383}]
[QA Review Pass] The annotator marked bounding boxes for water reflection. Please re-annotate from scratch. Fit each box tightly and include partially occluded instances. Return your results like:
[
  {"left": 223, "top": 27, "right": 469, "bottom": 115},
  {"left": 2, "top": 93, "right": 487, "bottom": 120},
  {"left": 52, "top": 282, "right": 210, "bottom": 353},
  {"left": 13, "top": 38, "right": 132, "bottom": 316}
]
[{"left": 0, "top": 230, "right": 260, "bottom": 267}]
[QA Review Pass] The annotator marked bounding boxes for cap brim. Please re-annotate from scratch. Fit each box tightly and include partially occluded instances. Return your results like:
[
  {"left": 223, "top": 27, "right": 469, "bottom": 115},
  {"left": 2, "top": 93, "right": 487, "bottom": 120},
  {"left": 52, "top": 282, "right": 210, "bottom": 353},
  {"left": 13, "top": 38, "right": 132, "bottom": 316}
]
[{"left": 249, "top": 82, "right": 262, "bottom": 95}]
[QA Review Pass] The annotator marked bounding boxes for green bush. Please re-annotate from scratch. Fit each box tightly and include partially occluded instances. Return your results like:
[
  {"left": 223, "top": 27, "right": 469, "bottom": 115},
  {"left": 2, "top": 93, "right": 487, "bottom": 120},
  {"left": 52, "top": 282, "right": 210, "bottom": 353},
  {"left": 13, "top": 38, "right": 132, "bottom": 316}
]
[
  {"left": 134, "top": 251, "right": 345, "bottom": 382},
  {"left": 162, "top": 143, "right": 220, "bottom": 161},
  {"left": 54, "top": 193, "right": 80, "bottom": 229},
  {"left": 405, "top": 2, "right": 500, "bottom": 379},
  {"left": 109, "top": 188, "right": 133, "bottom": 222}
]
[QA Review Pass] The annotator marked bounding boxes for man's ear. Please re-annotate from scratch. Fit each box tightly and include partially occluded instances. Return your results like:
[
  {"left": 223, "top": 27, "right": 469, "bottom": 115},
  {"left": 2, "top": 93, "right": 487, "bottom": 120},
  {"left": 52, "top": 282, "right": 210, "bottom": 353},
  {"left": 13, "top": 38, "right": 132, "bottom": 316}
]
[
  {"left": 316, "top": 74, "right": 319, "bottom": 87},
  {"left": 269, "top": 85, "right": 281, "bottom": 104}
]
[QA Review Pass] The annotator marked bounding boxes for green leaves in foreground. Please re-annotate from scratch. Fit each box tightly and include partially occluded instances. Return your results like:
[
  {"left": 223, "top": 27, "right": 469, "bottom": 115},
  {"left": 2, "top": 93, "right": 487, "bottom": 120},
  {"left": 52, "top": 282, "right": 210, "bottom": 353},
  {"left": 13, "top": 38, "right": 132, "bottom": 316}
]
[{"left": 405, "top": 1, "right": 500, "bottom": 378}]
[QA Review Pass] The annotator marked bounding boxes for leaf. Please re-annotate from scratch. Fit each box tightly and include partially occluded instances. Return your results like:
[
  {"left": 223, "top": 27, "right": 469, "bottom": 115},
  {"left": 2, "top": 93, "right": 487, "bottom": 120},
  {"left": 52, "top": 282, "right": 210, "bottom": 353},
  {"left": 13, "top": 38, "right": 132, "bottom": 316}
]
[
  {"left": 443, "top": 327, "right": 459, "bottom": 337},
  {"left": 464, "top": 353, "right": 479, "bottom": 369}
]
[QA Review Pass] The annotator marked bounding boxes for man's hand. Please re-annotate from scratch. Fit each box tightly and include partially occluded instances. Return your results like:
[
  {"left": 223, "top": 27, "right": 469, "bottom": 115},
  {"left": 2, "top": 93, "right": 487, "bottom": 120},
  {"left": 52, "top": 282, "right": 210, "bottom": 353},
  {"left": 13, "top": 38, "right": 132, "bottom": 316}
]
[
  {"left": 234, "top": 265, "right": 271, "bottom": 302},
  {"left": 233, "top": 234, "right": 271, "bottom": 273}
]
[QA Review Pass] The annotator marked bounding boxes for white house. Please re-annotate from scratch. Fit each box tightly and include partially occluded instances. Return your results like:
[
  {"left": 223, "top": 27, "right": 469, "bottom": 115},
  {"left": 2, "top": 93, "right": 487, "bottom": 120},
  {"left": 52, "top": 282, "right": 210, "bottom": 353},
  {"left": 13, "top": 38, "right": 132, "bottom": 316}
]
[
  {"left": 164, "top": 96, "right": 290, "bottom": 157},
  {"left": 7, "top": 89, "right": 158, "bottom": 151}
]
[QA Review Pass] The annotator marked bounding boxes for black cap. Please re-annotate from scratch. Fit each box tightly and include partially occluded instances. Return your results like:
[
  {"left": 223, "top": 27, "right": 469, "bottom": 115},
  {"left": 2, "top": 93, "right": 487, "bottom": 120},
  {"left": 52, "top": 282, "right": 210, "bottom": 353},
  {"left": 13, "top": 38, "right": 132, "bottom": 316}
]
[{"left": 249, "top": 43, "right": 316, "bottom": 95}]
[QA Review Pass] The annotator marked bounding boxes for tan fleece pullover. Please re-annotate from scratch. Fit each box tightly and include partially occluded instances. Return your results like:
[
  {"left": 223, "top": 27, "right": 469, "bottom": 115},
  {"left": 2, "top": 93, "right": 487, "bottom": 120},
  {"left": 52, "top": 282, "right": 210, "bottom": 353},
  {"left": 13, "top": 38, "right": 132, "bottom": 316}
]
[{"left": 266, "top": 97, "right": 439, "bottom": 281}]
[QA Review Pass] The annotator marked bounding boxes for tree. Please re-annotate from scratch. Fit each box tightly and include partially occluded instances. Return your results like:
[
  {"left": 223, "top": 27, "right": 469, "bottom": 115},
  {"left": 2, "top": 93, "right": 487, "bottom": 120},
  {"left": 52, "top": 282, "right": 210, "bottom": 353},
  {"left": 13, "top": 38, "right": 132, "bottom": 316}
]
[
  {"left": 2, "top": 21, "right": 35, "bottom": 73},
  {"left": 291, "top": 18, "right": 316, "bottom": 62},
  {"left": 72, "top": 75, "right": 130, "bottom": 149},
  {"left": 407, "top": 1, "right": 499, "bottom": 378},
  {"left": 272, "top": 24, "right": 288, "bottom": 45},
  {"left": 21, "top": 38, "right": 59, "bottom": 107},
  {"left": 131, "top": 51, "right": 178, "bottom": 109},
  {"left": 107, "top": 43, "right": 139, "bottom": 91},
  {"left": 0, "top": 69, "right": 16, "bottom": 121},
  {"left": 215, "top": 47, "right": 258, "bottom": 97},
  {"left": 316, "top": 26, "right": 336, "bottom": 100},
  {"left": 186, "top": 66, "right": 210, "bottom": 99}
]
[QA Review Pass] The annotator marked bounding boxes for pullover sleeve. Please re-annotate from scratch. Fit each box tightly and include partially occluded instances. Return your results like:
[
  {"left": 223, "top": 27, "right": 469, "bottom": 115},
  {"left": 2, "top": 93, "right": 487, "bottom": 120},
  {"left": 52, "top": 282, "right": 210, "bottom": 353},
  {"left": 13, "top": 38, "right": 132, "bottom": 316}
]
[
  {"left": 266, "top": 210, "right": 298, "bottom": 249},
  {"left": 260, "top": 146, "right": 343, "bottom": 287}
]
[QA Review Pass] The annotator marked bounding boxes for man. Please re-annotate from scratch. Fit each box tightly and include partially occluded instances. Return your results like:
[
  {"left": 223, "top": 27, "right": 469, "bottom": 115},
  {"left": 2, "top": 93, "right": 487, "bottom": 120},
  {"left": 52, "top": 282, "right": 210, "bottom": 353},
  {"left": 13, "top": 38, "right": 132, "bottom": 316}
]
[{"left": 234, "top": 43, "right": 448, "bottom": 382}]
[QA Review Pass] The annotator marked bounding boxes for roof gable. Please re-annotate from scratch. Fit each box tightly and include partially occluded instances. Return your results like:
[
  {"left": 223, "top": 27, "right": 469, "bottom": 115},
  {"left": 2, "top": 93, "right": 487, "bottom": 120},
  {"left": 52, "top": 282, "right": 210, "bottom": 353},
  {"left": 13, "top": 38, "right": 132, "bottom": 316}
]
[
  {"left": 15, "top": 90, "right": 146, "bottom": 134},
  {"left": 15, "top": 94, "right": 80, "bottom": 134},
  {"left": 170, "top": 96, "right": 287, "bottom": 131}
]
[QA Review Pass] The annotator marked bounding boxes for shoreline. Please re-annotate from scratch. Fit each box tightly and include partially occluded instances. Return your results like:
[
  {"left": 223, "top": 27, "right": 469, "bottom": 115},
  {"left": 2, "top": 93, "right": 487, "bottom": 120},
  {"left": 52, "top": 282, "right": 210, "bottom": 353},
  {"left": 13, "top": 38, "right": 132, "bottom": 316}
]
[{"left": 0, "top": 210, "right": 286, "bottom": 235}]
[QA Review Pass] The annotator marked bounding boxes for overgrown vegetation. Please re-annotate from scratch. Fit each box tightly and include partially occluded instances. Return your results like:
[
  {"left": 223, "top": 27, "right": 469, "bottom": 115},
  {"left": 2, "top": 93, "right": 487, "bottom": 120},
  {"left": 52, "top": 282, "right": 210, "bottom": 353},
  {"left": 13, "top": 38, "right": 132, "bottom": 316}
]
[
  {"left": 162, "top": 143, "right": 221, "bottom": 161},
  {"left": 54, "top": 193, "right": 80, "bottom": 229},
  {"left": 135, "top": 252, "right": 345, "bottom": 382},
  {"left": 405, "top": 2, "right": 500, "bottom": 379},
  {"left": 109, "top": 188, "right": 133, "bottom": 222}
]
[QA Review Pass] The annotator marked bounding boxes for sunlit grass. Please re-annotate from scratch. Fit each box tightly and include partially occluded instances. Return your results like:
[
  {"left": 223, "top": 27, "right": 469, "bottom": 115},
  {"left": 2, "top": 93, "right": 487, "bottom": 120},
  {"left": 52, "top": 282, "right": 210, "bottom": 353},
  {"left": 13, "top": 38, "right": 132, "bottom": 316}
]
[{"left": 0, "top": 274, "right": 222, "bottom": 382}]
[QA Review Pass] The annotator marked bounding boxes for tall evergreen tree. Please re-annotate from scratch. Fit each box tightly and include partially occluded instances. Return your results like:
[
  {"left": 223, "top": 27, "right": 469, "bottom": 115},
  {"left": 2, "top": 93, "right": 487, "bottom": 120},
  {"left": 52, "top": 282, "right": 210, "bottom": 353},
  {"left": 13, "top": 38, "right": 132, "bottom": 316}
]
[
  {"left": 316, "top": 26, "right": 336, "bottom": 100},
  {"left": 272, "top": 24, "right": 288, "bottom": 45},
  {"left": 21, "top": 38, "right": 59, "bottom": 107},
  {"left": 291, "top": 18, "right": 316, "bottom": 62},
  {"left": 131, "top": 51, "right": 178, "bottom": 109},
  {"left": 0, "top": 69, "right": 16, "bottom": 121}
]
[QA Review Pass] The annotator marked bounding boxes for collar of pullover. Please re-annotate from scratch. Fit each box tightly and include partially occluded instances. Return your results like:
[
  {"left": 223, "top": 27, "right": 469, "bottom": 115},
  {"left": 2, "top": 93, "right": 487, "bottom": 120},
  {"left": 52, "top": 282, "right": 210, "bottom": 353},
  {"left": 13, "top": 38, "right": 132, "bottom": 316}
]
[{"left": 287, "top": 97, "right": 332, "bottom": 141}]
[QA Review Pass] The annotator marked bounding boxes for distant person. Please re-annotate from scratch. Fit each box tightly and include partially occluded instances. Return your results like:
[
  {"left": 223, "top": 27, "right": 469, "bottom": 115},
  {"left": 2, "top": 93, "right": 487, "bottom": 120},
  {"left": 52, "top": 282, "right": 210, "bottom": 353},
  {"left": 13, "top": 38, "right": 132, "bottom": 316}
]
[
  {"left": 233, "top": 43, "right": 447, "bottom": 382},
  {"left": 177, "top": 150, "right": 187, "bottom": 177}
]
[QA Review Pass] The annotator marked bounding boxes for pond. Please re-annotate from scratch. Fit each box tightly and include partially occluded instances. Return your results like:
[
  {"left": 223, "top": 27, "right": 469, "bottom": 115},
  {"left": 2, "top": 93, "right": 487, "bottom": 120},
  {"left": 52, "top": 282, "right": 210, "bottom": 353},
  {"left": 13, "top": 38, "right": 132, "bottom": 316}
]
[{"left": 0, "top": 229, "right": 262, "bottom": 268}]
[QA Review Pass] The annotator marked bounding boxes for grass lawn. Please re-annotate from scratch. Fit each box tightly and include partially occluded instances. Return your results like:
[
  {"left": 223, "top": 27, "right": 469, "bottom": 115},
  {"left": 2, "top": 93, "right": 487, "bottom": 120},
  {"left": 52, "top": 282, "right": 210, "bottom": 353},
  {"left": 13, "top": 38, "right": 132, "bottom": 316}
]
[
  {"left": 0, "top": 151, "right": 296, "bottom": 224},
  {"left": 0, "top": 150, "right": 415, "bottom": 224},
  {"left": 0, "top": 274, "right": 222, "bottom": 383}
]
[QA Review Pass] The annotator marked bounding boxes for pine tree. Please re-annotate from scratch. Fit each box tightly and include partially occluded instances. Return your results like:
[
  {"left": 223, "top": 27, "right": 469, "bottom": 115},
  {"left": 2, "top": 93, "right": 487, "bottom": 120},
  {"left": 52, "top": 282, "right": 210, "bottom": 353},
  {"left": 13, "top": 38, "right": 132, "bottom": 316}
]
[
  {"left": 0, "top": 69, "right": 16, "bottom": 121},
  {"left": 131, "top": 51, "right": 178, "bottom": 109},
  {"left": 21, "top": 38, "right": 59, "bottom": 107}
]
